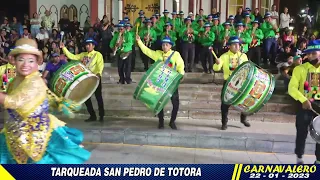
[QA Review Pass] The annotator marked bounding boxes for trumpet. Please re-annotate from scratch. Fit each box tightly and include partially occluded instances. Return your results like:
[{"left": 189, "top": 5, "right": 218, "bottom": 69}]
[
  {"left": 165, "top": 28, "right": 170, "bottom": 37},
  {"left": 222, "top": 29, "right": 229, "bottom": 47},
  {"left": 187, "top": 24, "right": 194, "bottom": 42},
  {"left": 113, "top": 32, "right": 123, "bottom": 56},
  {"left": 250, "top": 27, "right": 258, "bottom": 48},
  {"left": 145, "top": 26, "right": 152, "bottom": 47}
]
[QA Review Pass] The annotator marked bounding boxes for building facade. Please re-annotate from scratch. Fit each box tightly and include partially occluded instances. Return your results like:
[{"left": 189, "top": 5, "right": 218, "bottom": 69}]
[{"left": 29, "top": 0, "right": 280, "bottom": 27}]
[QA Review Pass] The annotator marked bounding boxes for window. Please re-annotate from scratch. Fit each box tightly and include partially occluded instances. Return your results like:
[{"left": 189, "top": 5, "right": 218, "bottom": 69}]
[
  {"left": 173, "top": 0, "right": 179, "bottom": 12},
  {"left": 260, "top": 0, "right": 270, "bottom": 16},
  {"left": 228, "top": 0, "right": 244, "bottom": 16}
]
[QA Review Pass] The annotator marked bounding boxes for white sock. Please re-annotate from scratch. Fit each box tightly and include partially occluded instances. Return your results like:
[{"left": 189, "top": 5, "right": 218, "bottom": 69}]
[{"left": 297, "top": 157, "right": 304, "bottom": 164}]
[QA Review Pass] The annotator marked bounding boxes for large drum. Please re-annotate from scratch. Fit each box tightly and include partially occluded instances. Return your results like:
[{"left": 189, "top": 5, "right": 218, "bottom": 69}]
[
  {"left": 50, "top": 61, "right": 99, "bottom": 104},
  {"left": 310, "top": 116, "right": 320, "bottom": 143},
  {"left": 222, "top": 61, "right": 275, "bottom": 115},
  {"left": 133, "top": 60, "right": 183, "bottom": 115}
]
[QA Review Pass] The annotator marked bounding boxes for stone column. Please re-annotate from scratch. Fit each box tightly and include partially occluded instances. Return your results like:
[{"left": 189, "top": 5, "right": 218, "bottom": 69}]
[
  {"left": 193, "top": 0, "right": 197, "bottom": 16},
  {"left": 119, "top": 0, "right": 123, "bottom": 20},
  {"left": 160, "top": 0, "right": 165, "bottom": 14}
]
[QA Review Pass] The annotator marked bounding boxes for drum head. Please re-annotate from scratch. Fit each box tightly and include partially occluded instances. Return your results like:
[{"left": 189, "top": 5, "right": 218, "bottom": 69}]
[
  {"left": 313, "top": 116, "right": 320, "bottom": 132},
  {"left": 222, "top": 61, "right": 254, "bottom": 105},
  {"left": 66, "top": 74, "right": 99, "bottom": 104}
]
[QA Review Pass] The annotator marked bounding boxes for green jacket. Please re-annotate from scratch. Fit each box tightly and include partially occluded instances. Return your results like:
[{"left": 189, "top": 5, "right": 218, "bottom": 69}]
[
  {"left": 159, "top": 16, "right": 171, "bottom": 26},
  {"left": 160, "top": 30, "right": 177, "bottom": 46},
  {"left": 260, "top": 22, "right": 279, "bottom": 38},
  {"left": 139, "top": 27, "right": 157, "bottom": 44},
  {"left": 133, "top": 18, "right": 144, "bottom": 34},
  {"left": 198, "top": 30, "right": 215, "bottom": 46},
  {"left": 211, "top": 24, "right": 224, "bottom": 37},
  {"left": 110, "top": 31, "right": 134, "bottom": 53},
  {"left": 230, "top": 30, "right": 252, "bottom": 53},
  {"left": 153, "top": 21, "right": 163, "bottom": 37},
  {"left": 195, "top": 15, "right": 207, "bottom": 21},
  {"left": 247, "top": 28, "right": 264, "bottom": 46},
  {"left": 250, "top": 14, "right": 255, "bottom": 22},
  {"left": 178, "top": 25, "right": 199, "bottom": 43},
  {"left": 171, "top": 18, "right": 181, "bottom": 32},
  {"left": 218, "top": 28, "right": 235, "bottom": 42}
]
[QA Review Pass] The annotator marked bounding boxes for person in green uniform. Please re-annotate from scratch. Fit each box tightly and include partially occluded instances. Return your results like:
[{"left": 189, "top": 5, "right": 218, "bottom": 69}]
[
  {"left": 159, "top": 9, "right": 171, "bottom": 27},
  {"left": 243, "top": 12, "right": 252, "bottom": 30},
  {"left": 211, "top": 15, "right": 224, "bottom": 56},
  {"left": 288, "top": 40, "right": 320, "bottom": 164},
  {"left": 206, "top": 15, "right": 213, "bottom": 25},
  {"left": 154, "top": 13, "right": 160, "bottom": 19},
  {"left": 136, "top": 36, "right": 185, "bottom": 130},
  {"left": 134, "top": 14, "right": 145, "bottom": 34},
  {"left": 198, "top": 22, "right": 215, "bottom": 73},
  {"left": 138, "top": 18, "right": 157, "bottom": 70},
  {"left": 110, "top": 23, "right": 134, "bottom": 84},
  {"left": 247, "top": 20, "right": 264, "bottom": 65},
  {"left": 171, "top": 11, "right": 180, "bottom": 32},
  {"left": 260, "top": 12, "right": 279, "bottom": 65},
  {"left": 125, "top": 23, "right": 136, "bottom": 71},
  {"left": 245, "top": 7, "right": 255, "bottom": 21},
  {"left": 151, "top": 15, "right": 164, "bottom": 50},
  {"left": 160, "top": 22, "right": 177, "bottom": 50},
  {"left": 194, "top": 18, "right": 205, "bottom": 64},
  {"left": 213, "top": 36, "right": 250, "bottom": 130},
  {"left": 230, "top": 22, "right": 252, "bottom": 54},
  {"left": 228, "top": 15, "right": 235, "bottom": 31},
  {"left": 196, "top": 9, "right": 206, "bottom": 21},
  {"left": 179, "top": 17, "right": 199, "bottom": 72},
  {"left": 178, "top": 11, "right": 185, "bottom": 27},
  {"left": 219, "top": 22, "right": 235, "bottom": 55}
]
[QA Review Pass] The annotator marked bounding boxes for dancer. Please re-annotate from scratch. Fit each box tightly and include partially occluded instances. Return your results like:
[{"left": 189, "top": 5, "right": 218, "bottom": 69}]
[
  {"left": 0, "top": 38, "right": 90, "bottom": 164},
  {"left": 288, "top": 40, "right": 320, "bottom": 164},
  {"left": 136, "top": 35, "right": 185, "bottom": 129},
  {"left": 213, "top": 36, "right": 250, "bottom": 130},
  {"left": 61, "top": 38, "right": 105, "bottom": 122}
]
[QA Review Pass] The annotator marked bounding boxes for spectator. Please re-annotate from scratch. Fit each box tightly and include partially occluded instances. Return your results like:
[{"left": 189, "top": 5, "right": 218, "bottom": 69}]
[
  {"left": 51, "top": 29, "right": 61, "bottom": 43},
  {"left": 23, "top": 14, "right": 31, "bottom": 32},
  {"left": 235, "top": 7, "right": 243, "bottom": 22},
  {"left": 42, "top": 52, "right": 66, "bottom": 83},
  {"left": 58, "top": 13, "right": 70, "bottom": 33},
  {"left": 22, "top": 28, "right": 32, "bottom": 39},
  {"left": 253, "top": 8, "right": 263, "bottom": 24},
  {"left": 83, "top": 16, "right": 91, "bottom": 33},
  {"left": 10, "top": 17, "right": 22, "bottom": 35},
  {"left": 36, "top": 27, "right": 49, "bottom": 49},
  {"left": 30, "top": 13, "right": 41, "bottom": 38},
  {"left": 280, "top": 7, "right": 290, "bottom": 31},
  {"left": 69, "top": 16, "right": 80, "bottom": 36},
  {"left": 1, "top": 17, "right": 10, "bottom": 33},
  {"left": 270, "top": 4, "right": 279, "bottom": 26},
  {"left": 41, "top": 10, "right": 55, "bottom": 35},
  {"left": 100, "top": 18, "right": 113, "bottom": 60}
]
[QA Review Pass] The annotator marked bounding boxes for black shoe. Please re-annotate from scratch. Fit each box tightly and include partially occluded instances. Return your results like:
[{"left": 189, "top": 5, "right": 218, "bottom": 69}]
[
  {"left": 85, "top": 117, "right": 96, "bottom": 122},
  {"left": 99, "top": 117, "right": 104, "bottom": 122},
  {"left": 241, "top": 120, "right": 251, "bottom": 127},
  {"left": 117, "top": 80, "right": 125, "bottom": 84},
  {"left": 126, "top": 80, "right": 132, "bottom": 84},
  {"left": 169, "top": 122, "right": 177, "bottom": 130},
  {"left": 158, "top": 123, "right": 164, "bottom": 129},
  {"left": 221, "top": 124, "right": 227, "bottom": 130}
]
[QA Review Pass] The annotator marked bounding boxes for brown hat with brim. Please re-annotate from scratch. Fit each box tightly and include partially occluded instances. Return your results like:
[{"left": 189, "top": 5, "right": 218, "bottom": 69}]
[{"left": 9, "top": 38, "right": 43, "bottom": 64}]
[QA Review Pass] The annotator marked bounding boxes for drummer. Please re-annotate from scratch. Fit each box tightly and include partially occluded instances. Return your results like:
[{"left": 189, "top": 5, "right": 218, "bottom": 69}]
[
  {"left": 213, "top": 36, "right": 250, "bottom": 130},
  {"left": 60, "top": 38, "right": 105, "bottom": 122},
  {"left": 135, "top": 35, "right": 185, "bottom": 130},
  {"left": 288, "top": 39, "right": 320, "bottom": 164},
  {"left": 42, "top": 52, "right": 66, "bottom": 83}
]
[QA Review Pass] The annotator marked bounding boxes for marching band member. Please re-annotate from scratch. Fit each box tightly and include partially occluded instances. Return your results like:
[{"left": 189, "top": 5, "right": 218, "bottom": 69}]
[
  {"left": 243, "top": 12, "right": 252, "bottom": 30},
  {"left": 0, "top": 38, "right": 90, "bottom": 164},
  {"left": 110, "top": 23, "right": 134, "bottom": 83},
  {"left": 247, "top": 20, "right": 264, "bottom": 65},
  {"left": 206, "top": 15, "right": 214, "bottom": 25},
  {"left": 288, "top": 40, "right": 320, "bottom": 164},
  {"left": 159, "top": 9, "right": 171, "bottom": 27},
  {"left": 213, "top": 36, "right": 250, "bottom": 130},
  {"left": 218, "top": 22, "right": 234, "bottom": 55},
  {"left": 230, "top": 22, "right": 252, "bottom": 54},
  {"left": 138, "top": 19, "right": 157, "bottom": 70},
  {"left": 228, "top": 15, "right": 235, "bottom": 31},
  {"left": 260, "top": 12, "right": 279, "bottom": 66},
  {"left": 136, "top": 35, "right": 185, "bottom": 130},
  {"left": 160, "top": 22, "right": 177, "bottom": 50},
  {"left": 171, "top": 11, "right": 180, "bottom": 31},
  {"left": 179, "top": 17, "right": 198, "bottom": 72},
  {"left": 211, "top": 15, "right": 223, "bottom": 56},
  {"left": 176, "top": 11, "right": 185, "bottom": 54},
  {"left": 194, "top": 18, "right": 205, "bottom": 65},
  {"left": 134, "top": 14, "right": 145, "bottom": 34},
  {"left": 61, "top": 38, "right": 105, "bottom": 122},
  {"left": 199, "top": 22, "right": 215, "bottom": 73},
  {"left": 125, "top": 23, "right": 136, "bottom": 72},
  {"left": 151, "top": 15, "right": 163, "bottom": 51}
]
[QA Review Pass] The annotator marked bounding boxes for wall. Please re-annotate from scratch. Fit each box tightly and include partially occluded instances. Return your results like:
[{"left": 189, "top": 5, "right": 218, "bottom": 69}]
[
  {"left": 201, "top": 0, "right": 211, "bottom": 15},
  {"left": 36, "top": 0, "right": 90, "bottom": 28},
  {"left": 245, "top": 0, "right": 252, "bottom": 10},
  {"left": 112, "top": 0, "right": 119, "bottom": 24},
  {"left": 165, "top": 0, "right": 173, "bottom": 13},
  {"left": 181, "top": 0, "right": 189, "bottom": 15},
  {"left": 220, "top": 0, "right": 227, "bottom": 22},
  {"left": 98, "top": 0, "right": 104, "bottom": 20}
]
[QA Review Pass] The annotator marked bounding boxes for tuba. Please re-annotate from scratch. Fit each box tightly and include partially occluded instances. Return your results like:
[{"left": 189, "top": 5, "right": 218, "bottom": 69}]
[
  {"left": 112, "top": 32, "right": 123, "bottom": 56},
  {"left": 250, "top": 27, "right": 258, "bottom": 48},
  {"left": 145, "top": 26, "right": 152, "bottom": 47}
]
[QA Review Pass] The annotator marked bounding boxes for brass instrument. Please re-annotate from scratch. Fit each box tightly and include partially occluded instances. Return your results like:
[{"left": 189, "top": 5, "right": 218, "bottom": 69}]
[
  {"left": 165, "top": 28, "right": 170, "bottom": 37},
  {"left": 250, "top": 27, "right": 258, "bottom": 48},
  {"left": 145, "top": 26, "right": 152, "bottom": 47},
  {"left": 112, "top": 32, "right": 123, "bottom": 56},
  {"left": 222, "top": 29, "right": 229, "bottom": 47},
  {"left": 187, "top": 24, "right": 194, "bottom": 42},
  {"left": 173, "top": 18, "right": 175, "bottom": 31}
]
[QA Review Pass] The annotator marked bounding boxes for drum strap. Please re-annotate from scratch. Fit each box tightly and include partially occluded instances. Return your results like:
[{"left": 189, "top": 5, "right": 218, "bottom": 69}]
[{"left": 164, "top": 51, "right": 176, "bottom": 70}]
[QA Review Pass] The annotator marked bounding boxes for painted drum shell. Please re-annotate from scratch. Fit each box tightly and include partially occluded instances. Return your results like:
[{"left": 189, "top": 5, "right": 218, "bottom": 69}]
[
  {"left": 133, "top": 61, "right": 183, "bottom": 115},
  {"left": 50, "top": 61, "right": 99, "bottom": 104},
  {"left": 222, "top": 61, "right": 276, "bottom": 115}
]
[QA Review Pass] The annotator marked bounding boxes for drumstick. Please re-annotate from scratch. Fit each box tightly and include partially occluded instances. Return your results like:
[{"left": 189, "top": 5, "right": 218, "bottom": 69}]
[
  {"left": 211, "top": 50, "right": 218, "bottom": 60},
  {"left": 60, "top": 31, "right": 65, "bottom": 43}
]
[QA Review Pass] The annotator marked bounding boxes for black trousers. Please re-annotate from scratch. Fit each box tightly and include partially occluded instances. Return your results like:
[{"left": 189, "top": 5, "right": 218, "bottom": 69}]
[
  {"left": 85, "top": 79, "right": 104, "bottom": 118},
  {"left": 201, "top": 46, "right": 214, "bottom": 73},
  {"left": 139, "top": 47, "right": 153, "bottom": 70},
  {"left": 221, "top": 81, "right": 247, "bottom": 125},
  {"left": 158, "top": 89, "right": 179, "bottom": 123},
  {"left": 131, "top": 44, "right": 136, "bottom": 71},
  {"left": 295, "top": 107, "right": 320, "bottom": 160},
  {"left": 248, "top": 46, "right": 261, "bottom": 65},
  {"left": 194, "top": 42, "right": 202, "bottom": 64},
  {"left": 101, "top": 39, "right": 112, "bottom": 61},
  {"left": 182, "top": 42, "right": 195, "bottom": 71},
  {"left": 117, "top": 53, "right": 132, "bottom": 83}
]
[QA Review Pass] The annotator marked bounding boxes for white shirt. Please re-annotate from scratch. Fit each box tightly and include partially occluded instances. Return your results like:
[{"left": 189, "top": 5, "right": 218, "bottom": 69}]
[
  {"left": 38, "top": 62, "right": 47, "bottom": 73},
  {"left": 279, "top": 13, "right": 290, "bottom": 29},
  {"left": 270, "top": 11, "right": 279, "bottom": 25},
  {"left": 36, "top": 32, "right": 49, "bottom": 40}
]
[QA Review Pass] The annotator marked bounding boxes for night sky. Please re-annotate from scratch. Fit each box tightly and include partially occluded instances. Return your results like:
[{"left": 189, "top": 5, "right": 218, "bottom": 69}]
[{"left": 0, "top": 0, "right": 29, "bottom": 21}]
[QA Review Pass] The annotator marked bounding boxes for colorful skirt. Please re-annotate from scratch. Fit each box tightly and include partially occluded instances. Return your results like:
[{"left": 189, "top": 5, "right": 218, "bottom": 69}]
[{"left": 0, "top": 126, "right": 91, "bottom": 164}]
